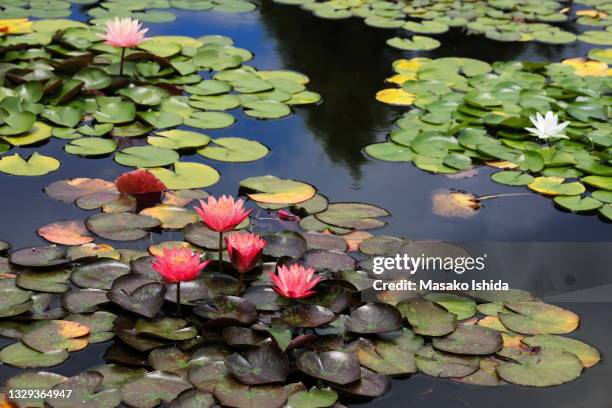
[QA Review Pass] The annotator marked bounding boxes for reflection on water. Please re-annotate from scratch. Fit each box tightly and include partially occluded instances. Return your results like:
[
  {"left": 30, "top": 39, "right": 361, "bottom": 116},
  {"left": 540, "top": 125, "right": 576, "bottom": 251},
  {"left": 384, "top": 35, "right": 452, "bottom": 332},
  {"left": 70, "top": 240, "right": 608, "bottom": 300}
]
[{"left": 0, "top": 4, "right": 611, "bottom": 406}]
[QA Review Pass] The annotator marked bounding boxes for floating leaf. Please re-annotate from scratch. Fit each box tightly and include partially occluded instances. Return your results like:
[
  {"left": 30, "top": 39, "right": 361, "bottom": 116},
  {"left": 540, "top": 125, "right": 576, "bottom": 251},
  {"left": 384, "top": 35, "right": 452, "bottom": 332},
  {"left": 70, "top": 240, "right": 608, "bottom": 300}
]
[
  {"left": 499, "top": 301, "right": 579, "bottom": 335},
  {"left": 224, "top": 343, "right": 289, "bottom": 385},
  {"left": 22, "top": 320, "right": 90, "bottom": 353},
  {"left": 121, "top": 371, "right": 193, "bottom": 408},
  {"left": 241, "top": 175, "right": 316, "bottom": 204},
  {"left": 115, "top": 146, "right": 179, "bottom": 168},
  {"left": 65, "top": 138, "right": 117, "bottom": 156},
  {"left": 86, "top": 213, "right": 160, "bottom": 241},
  {"left": 496, "top": 348, "right": 582, "bottom": 387},
  {"left": 433, "top": 324, "right": 503, "bottom": 355},
  {"left": 198, "top": 137, "right": 269, "bottom": 162},
  {"left": 37, "top": 220, "right": 93, "bottom": 246},
  {"left": 521, "top": 335, "right": 600, "bottom": 368},
  {"left": 149, "top": 162, "right": 220, "bottom": 190},
  {"left": 296, "top": 351, "right": 361, "bottom": 385},
  {"left": 397, "top": 298, "right": 457, "bottom": 336},
  {"left": 0, "top": 153, "right": 59, "bottom": 176},
  {"left": 148, "top": 130, "right": 210, "bottom": 150}
]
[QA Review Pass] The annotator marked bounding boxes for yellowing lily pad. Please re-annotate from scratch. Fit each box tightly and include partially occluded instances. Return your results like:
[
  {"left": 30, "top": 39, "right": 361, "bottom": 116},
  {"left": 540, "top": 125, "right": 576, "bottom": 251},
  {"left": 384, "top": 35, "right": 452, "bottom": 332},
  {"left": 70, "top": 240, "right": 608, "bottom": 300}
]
[
  {"left": 0, "top": 153, "right": 59, "bottom": 176},
  {"left": 240, "top": 175, "right": 316, "bottom": 204}
]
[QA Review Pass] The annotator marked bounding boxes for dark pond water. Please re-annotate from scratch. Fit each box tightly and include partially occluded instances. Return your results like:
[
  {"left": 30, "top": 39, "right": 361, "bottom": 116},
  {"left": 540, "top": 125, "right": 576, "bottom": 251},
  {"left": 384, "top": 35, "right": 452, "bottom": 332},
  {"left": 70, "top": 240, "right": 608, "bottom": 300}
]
[{"left": 0, "top": 2, "right": 611, "bottom": 407}]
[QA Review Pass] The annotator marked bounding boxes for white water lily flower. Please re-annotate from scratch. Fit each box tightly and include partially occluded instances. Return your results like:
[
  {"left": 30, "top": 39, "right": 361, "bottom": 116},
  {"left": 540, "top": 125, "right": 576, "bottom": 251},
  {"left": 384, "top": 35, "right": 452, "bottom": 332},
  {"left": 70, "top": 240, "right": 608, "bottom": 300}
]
[{"left": 525, "top": 111, "right": 570, "bottom": 140}]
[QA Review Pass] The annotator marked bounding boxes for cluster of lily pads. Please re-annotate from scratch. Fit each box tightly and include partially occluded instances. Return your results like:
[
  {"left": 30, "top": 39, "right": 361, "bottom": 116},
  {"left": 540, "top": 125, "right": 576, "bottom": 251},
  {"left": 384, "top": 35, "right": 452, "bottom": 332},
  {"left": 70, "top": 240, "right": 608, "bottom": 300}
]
[
  {"left": 366, "top": 56, "right": 612, "bottom": 220},
  {"left": 0, "top": 173, "right": 602, "bottom": 408},
  {"left": 0, "top": 19, "right": 321, "bottom": 178},
  {"left": 0, "top": 0, "right": 258, "bottom": 22},
  {"left": 271, "top": 0, "right": 612, "bottom": 50}
]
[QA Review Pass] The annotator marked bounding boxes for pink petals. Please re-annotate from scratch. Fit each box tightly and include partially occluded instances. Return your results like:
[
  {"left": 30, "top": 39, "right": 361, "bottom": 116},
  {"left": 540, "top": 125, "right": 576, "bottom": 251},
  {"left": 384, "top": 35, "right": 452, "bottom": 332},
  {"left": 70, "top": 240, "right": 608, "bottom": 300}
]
[
  {"left": 225, "top": 232, "right": 266, "bottom": 273},
  {"left": 194, "top": 195, "right": 252, "bottom": 233},
  {"left": 152, "top": 247, "right": 209, "bottom": 283},
  {"left": 269, "top": 264, "right": 322, "bottom": 299},
  {"left": 100, "top": 17, "right": 148, "bottom": 49}
]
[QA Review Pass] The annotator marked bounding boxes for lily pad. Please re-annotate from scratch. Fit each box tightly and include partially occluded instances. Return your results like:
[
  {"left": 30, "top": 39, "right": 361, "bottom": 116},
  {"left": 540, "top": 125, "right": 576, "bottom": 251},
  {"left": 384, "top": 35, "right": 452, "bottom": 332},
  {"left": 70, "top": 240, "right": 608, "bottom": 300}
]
[
  {"left": 0, "top": 153, "right": 59, "bottom": 176},
  {"left": 198, "top": 137, "right": 269, "bottom": 162},
  {"left": 241, "top": 175, "right": 316, "bottom": 204},
  {"left": 496, "top": 348, "right": 583, "bottom": 387},
  {"left": 296, "top": 351, "right": 361, "bottom": 385},
  {"left": 433, "top": 324, "right": 503, "bottom": 355},
  {"left": 397, "top": 297, "right": 457, "bottom": 336},
  {"left": 115, "top": 146, "right": 179, "bottom": 168},
  {"left": 121, "top": 371, "right": 193, "bottom": 408},
  {"left": 22, "top": 320, "right": 90, "bottom": 353},
  {"left": 521, "top": 335, "right": 601, "bottom": 368},
  {"left": 498, "top": 301, "right": 580, "bottom": 334},
  {"left": 86, "top": 213, "right": 161, "bottom": 241},
  {"left": 0, "top": 342, "right": 68, "bottom": 368},
  {"left": 224, "top": 343, "right": 289, "bottom": 385},
  {"left": 108, "top": 275, "right": 166, "bottom": 318},
  {"left": 345, "top": 303, "right": 402, "bottom": 333}
]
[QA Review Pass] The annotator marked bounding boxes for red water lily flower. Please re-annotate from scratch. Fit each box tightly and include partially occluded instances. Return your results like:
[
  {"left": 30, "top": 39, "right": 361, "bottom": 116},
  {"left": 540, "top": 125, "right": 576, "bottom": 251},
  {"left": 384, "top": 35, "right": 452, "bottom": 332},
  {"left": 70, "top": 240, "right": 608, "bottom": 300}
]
[
  {"left": 115, "top": 169, "right": 166, "bottom": 195},
  {"left": 226, "top": 232, "right": 266, "bottom": 274},
  {"left": 269, "top": 264, "right": 322, "bottom": 299},
  {"left": 194, "top": 195, "right": 252, "bottom": 233},
  {"left": 152, "top": 247, "right": 209, "bottom": 283}
]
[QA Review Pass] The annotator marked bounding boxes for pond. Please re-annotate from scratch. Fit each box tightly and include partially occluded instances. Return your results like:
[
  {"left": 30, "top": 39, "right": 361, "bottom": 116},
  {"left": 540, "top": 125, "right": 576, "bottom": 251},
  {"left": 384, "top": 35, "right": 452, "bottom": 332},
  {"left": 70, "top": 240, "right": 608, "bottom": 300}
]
[{"left": 0, "top": 1, "right": 611, "bottom": 408}]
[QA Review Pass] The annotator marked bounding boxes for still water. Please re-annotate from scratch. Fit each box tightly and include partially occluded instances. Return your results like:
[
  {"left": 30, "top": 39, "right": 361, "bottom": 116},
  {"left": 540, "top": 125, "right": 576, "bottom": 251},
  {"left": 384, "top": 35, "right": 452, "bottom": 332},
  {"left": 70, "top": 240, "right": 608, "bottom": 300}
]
[{"left": 0, "top": 2, "right": 610, "bottom": 407}]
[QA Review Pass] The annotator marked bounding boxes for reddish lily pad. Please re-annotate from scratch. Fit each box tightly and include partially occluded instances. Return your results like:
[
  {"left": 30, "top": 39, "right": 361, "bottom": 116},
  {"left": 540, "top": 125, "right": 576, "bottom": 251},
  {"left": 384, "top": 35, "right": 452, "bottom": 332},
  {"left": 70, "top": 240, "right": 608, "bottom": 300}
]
[
  {"left": 44, "top": 178, "right": 117, "bottom": 203},
  {"left": 296, "top": 351, "right": 361, "bottom": 385},
  {"left": 331, "top": 368, "right": 390, "bottom": 398},
  {"left": 71, "top": 259, "right": 131, "bottom": 290},
  {"left": 303, "top": 249, "right": 356, "bottom": 272},
  {"left": 108, "top": 275, "right": 166, "bottom": 318},
  {"left": 9, "top": 246, "right": 69, "bottom": 268},
  {"left": 432, "top": 324, "right": 503, "bottom": 355},
  {"left": 61, "top": 289, "right": 109, "bottom": 313},
  {"left": 345, "top": 303, "right": 402, "bottom": 334},
  {"left": 193, "top": 295, "right": 257, "bottom": 327},
  {"left": 86, "top": 213, "right": 161, "bottom": 241},
  {"left": 37, "top": 220, "right": 93, "bottom": 246},
  {"left": 224, "top": 343, "right": 289, "bottom": 385}
]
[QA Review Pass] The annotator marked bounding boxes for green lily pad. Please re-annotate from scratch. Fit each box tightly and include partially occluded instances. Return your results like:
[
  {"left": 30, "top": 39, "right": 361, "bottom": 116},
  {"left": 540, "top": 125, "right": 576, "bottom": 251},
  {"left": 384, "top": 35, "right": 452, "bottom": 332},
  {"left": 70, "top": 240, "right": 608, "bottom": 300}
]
[
  {"left": 397, "top": 297, "right": 457, "bottom": 336},
  {"left": 315, "top": 203, "right": 389, "bottom": 230},
  {"left": 491, "top": 171, "right": 535, "bottom": 186},
  {"left": 121, "top": 371, "right": 193, "bottom": 408},
  {"left": 184, "top": 111, "right": 235, "bottom": 129},
  {"left": 415, "top": 344, "right": 480, "bottom": 378},
  {"left": 433, "top": 324, "right": 503, "bottom": 355},
  {"left": 0, "top": 152, "right": 59, "bottom": 176},
  {"left": 148, "top": 130, "right": 210, "bottom": 150},
  {"left": 22, "top": 320, "right": 90, "bottom": 353},
  {"left": 135, "top": 317, "right": 197, "bottom": 341},
  {"left": 115, "top": 146, "right": 179, "bottom": 168},
  {"left": 213, "top": 378, "right": 288, "bottom": 408},
  {"left": 65, "top": 137, "right": 117, "bottom": 156},
  {"left": 5, "top": 371, "right": 67, "bottom": 408},
  {"left": 287, "top": 386, "right": 338, "bottom": 408},
  {"left": 243, "top": 100, "right": 291, "bottom": 119},
  {"left": 93, "top": 97, "right": 136, "bottom": 124},
  {"left": 364, "top": 142, "right": 414, "bottom": 162},
  {"left": 71, "top": 259, "right": 130, "bottom": 290},
  {"left": 148, "top": 162, "right": 220, "bottom": 189},
  {"left": 554, "top": 195, "right": 603, "bottom": 212},
  {"left": 0, "top": 342, "right": 68, "bottom": 369},
  {"left": 424, "top": 293, "right": 477, "bottom": 320},
  {"left": 387, "top": 35, "right": 440, "bottom": 51},
  {"left": 498, "top": 301, "right": 580, "bottom": 335},
  {"left": 521, "top": 335, "right": 601, "bottom": 368},
  {"left": 198, "top": 137, "right": 269, "bottom": 162},
  {"left": 356, "top": 328, "right": 423, "bottom": 375},
  {"left": 496, "top": 348, "right": 583, "bottom": 387}
]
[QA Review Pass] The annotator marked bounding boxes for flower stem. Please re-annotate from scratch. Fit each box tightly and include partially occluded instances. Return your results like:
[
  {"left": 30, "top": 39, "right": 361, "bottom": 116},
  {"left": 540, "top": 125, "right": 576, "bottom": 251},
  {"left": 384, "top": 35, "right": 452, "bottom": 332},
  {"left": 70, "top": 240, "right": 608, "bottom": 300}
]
[
  {"left": 176, "top": 282, "right": 181, "bottom": 316},
  {"left": 119, "top": 47, "right": 126, "bottom": 76},
  {"left": 218, "top": 232, "right": 223, "bottom": 273}
]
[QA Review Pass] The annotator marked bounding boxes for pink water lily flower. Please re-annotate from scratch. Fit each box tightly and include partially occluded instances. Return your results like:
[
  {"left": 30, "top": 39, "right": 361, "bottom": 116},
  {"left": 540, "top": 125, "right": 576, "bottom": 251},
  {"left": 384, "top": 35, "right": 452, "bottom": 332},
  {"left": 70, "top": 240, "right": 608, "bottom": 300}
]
[
  {"left": 152, "top": 247, "right": 209, "bottom": 283},
  {"left": 269, "top": 264, "right": 322, "bottom": 299},
  {"left": 226, "top": 232, "right": 266, "bottom": 274},
  {"left": 100, "top": 17, "right": 148, "bottom": 48},
  {"left": 194, "top": 195, "right": 252, "bottom": 233}
]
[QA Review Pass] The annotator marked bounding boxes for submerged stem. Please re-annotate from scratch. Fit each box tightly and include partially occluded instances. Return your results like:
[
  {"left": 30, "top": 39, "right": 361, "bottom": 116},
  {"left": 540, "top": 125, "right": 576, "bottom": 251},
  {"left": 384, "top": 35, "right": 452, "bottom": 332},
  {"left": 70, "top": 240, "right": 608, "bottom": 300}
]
[
  {"left": 479, "top": 192, "right": 532, "bottom": 201},
  {"left": 176, "top": 282, "right": 181, "bottom": 317},
  {"left": 218, "top": 232, "right": 223, "bottom": 273},
  {"left": 119, "top": 47, "right": 126, "bottom": 76}
]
